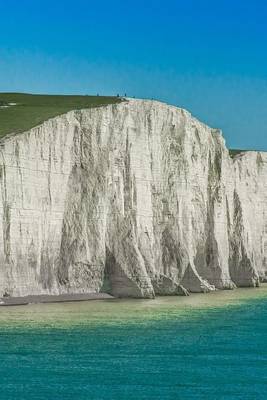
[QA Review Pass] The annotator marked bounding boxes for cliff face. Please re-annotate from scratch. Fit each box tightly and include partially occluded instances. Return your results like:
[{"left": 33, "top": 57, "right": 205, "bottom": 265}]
[{"left": 0, "top": 99, "right": 266, "bottom": 298}]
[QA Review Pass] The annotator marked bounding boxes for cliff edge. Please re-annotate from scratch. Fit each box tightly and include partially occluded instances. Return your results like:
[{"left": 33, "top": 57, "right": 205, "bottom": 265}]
[{"left": 0, "top": 99, "right": 266, "bottom": 298}]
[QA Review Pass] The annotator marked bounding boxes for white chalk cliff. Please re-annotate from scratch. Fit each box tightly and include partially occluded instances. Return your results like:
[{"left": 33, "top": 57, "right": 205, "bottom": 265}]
[{"left": 0, "top": 99, "right": 266, "bottom": 298}]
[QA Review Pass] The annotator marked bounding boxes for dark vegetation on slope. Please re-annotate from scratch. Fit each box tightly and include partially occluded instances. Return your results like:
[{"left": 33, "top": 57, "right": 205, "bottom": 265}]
[
  {"left": 228, "top": 149, "right": 247, "bottom": 158},
  {"left": 229, "top": 149, "right": 267, "bottom": 158},
  {"left": 0, "top": 93, "right": 122, "bottom": 138}
]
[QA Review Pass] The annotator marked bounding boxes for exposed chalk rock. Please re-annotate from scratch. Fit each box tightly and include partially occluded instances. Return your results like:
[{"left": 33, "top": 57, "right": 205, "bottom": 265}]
[
  {"left": 152, "top": 275, "right": 189, "bottom": 296},
  {"left": 0, "top": 99, "right": 266, "bottom": 298}
]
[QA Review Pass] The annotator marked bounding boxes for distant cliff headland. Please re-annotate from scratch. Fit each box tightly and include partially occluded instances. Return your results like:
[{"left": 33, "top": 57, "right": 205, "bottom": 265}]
[{"left": 0, "top": 93, "right": 266, "bottom": 299}]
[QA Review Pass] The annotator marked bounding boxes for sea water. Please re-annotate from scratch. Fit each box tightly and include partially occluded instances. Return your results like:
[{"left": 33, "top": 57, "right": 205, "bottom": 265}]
[{"left": 1, "top": 286, "right": 267, "bottom": 399}]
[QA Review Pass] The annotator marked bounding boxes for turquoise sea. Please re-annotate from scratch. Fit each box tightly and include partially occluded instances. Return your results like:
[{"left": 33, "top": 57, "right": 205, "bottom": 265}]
[{"left": 1, "top": 286, "right": 267, "bottom": 400}]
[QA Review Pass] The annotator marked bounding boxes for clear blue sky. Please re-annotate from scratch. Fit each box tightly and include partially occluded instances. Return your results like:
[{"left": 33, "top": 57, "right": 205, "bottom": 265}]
[{"left": 0, "top": 0, "right": 267, "bottom": 150}]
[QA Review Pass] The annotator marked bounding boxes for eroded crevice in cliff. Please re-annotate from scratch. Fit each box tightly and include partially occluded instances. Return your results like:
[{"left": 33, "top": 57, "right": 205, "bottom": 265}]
[
  {"left": 180, "top": 263, "right": 215, "bottom": 293},
  {"left": 152, "top": 274, "right": 189, "bottom": 296},
  {"left": 0, "top": 157, "right": 12, "bottom": 266},
  {"left": 101, "top": 246, "right": 150, "bottom": 298},
  {"left": 160, "top": 227, "right": 190, "bottom": 285},
  {"left": 229, "top": 190, "right": 259, "bottom": 287},
  {"left": 105, "top": 213, "right": 155, "bottom": 298},
  {"left": 58, "top": 160, "right": 106, "bottom": 293},
  {"left": 14, "top": 141, "right": 24, "bottom": 207},
  {"left": 3, "top": 202, "right": 11, "bottom": 265},
  {"left": 47, "top": 144, "right": 52, "bottom": 205},
  {"left": 137, "top": 231, "right": 155, "bottom": 277},
  {"left": 194, "top": 149, "right": 231, "bottom": 288},
  {"left": 161, "top": 228, "right": 180, "bottom": 278},
  {"left": 39, "top": 247, "right": 54, "bottom": 290},
  {"left": 57, "top": 165, "right": 81, "bottom": 287}
]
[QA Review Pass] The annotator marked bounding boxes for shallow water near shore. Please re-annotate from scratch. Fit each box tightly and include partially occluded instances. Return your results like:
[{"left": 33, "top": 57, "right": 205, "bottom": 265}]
[{"left": 1, "top": 286, "right": 267, "bottom": 399}]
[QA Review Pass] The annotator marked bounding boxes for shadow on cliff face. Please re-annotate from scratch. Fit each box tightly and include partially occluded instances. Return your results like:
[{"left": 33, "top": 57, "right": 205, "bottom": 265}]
[
  {"left": 161, "top": 228, "right": 186, "bottom": 281},
  {"left": 229, "top": 190, "right": 260, "bottom": 288},
  {"left": 193, "top": 149, "right": 230, "bottom": 289},
  {"left": 101, "top": 247, "right": 148, "bottom": 298}
]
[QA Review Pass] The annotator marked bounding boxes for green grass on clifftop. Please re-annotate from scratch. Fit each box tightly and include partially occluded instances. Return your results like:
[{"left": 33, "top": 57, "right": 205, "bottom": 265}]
[
  {"left": 228, "top": 149, "right": 247, "bottom": 158},
  {"left": 0, "top": 93, "right": 122, "bottom": 138}
]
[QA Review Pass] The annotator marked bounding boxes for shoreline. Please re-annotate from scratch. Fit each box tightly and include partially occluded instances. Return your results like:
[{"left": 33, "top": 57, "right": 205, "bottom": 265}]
[
  {"left": 0, "top": 286, "right": 267, "bottom": 329},
  {"left": 0, "top": 292, "right": 114, "bottom": 306},
  {"left": 1, "top": 285, "right": 267, "bottom": 307}
]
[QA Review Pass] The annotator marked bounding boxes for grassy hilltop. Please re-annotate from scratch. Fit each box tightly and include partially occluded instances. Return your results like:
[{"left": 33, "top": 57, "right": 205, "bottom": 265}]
[
  {"left": 0, "top": 93, "right": 252, "bottom": 157},
  {"left": 0, "top": 93, "right": 121, "bottom": 138}
]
